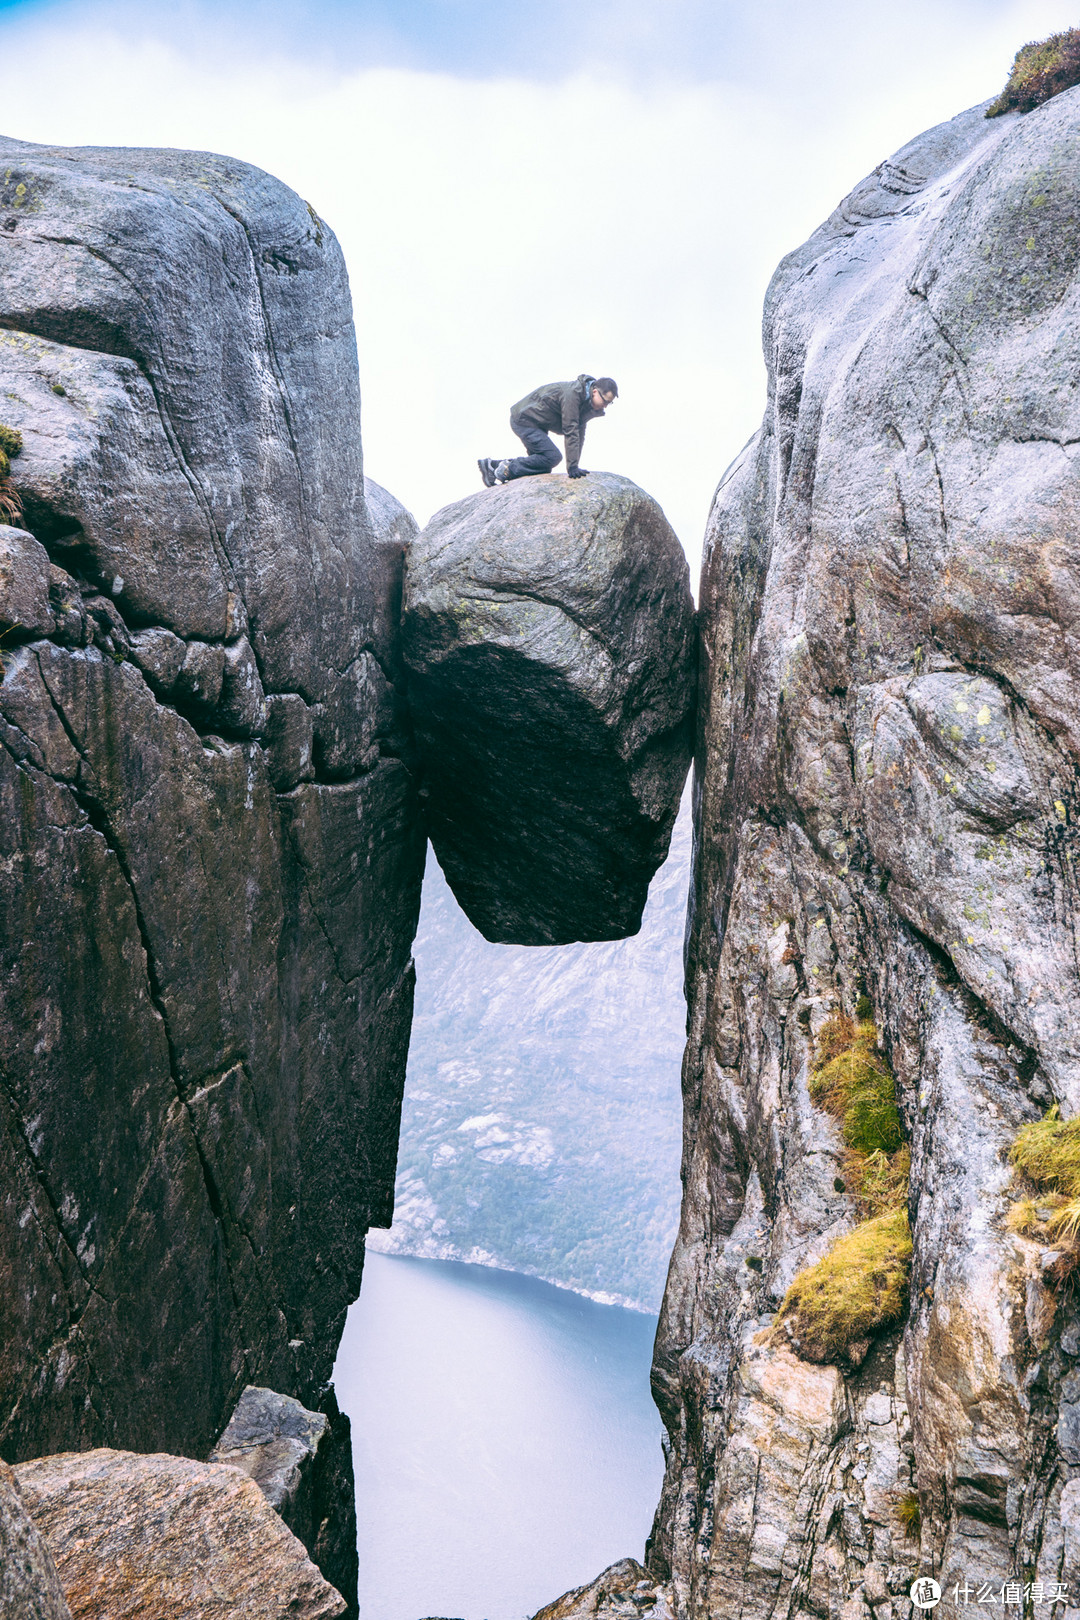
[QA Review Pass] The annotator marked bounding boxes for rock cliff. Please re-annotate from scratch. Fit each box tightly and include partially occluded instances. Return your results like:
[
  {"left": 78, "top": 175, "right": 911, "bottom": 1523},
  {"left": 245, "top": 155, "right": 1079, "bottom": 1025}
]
[
  {"left": 402, "top": 472, "right": 696, "bottom": 944},
  {"left": 0, "top": 138, "right": 425, "bottom": 1480},
  {"left": 651, "top": 89, "right": 1080, "bottom": 1615}
]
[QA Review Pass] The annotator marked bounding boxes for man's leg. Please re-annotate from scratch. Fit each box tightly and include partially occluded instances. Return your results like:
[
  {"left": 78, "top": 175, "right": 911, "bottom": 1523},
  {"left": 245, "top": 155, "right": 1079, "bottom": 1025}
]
[{"left": 500, "top": 419, "right": 562, "bottom": 479}]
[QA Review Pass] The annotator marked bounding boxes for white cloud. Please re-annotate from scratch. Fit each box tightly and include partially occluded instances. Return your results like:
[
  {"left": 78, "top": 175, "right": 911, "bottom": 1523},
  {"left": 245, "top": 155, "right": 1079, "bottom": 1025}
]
[{"left": 0, "top": 0, "right": 1075, "bottom": 574}]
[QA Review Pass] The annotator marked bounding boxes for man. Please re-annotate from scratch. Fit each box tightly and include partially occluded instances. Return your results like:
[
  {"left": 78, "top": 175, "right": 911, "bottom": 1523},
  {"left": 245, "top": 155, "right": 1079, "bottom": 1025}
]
[{"left": 479, "top": 374, "right": 618, "bottom": 486}]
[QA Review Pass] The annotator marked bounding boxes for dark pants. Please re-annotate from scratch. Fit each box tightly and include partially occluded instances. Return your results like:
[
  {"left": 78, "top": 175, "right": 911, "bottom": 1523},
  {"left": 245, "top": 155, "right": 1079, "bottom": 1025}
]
[{"left": 503, "top": 416, "right": 563, "bottom": 479}]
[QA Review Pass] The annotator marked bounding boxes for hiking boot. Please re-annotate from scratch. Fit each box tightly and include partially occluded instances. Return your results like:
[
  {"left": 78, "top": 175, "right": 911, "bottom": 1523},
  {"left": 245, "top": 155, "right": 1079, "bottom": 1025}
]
[
  {"left": 494, "top": 460, "right": 511, "bottom": 483},
  {"left": 478, "top": 457, "right": 497, "bottom": 488}
]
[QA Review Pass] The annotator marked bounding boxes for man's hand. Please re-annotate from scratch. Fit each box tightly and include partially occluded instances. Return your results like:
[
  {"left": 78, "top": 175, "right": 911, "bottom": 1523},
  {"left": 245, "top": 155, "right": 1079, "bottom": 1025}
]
[{"left": 568, "top": 465, "right": 588, "bottom": 479}]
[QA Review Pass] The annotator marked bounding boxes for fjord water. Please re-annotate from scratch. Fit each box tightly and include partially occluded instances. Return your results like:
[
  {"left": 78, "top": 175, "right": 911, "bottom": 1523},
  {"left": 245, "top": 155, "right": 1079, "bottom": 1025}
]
[{"left": 334, "top": 1252, "right": 663, "bottom": 1620}]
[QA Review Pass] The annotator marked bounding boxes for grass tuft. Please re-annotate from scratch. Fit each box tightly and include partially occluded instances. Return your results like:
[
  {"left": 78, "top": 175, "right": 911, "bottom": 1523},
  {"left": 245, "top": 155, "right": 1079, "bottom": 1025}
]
[
  {"left": 0, "top": 480, "right": 22, "bottom": 526},
  {"left": 896, "top": 1490, "right": 921, "bottom": 1540},
  {"left": 0, "top": 423, "right": 24, "bottom": 526},
  {"left": 987, "top": 28, "right": 1080, "bottom": 116},
  {"left": 811, "top": 1012, "right": 906, "bottom": 1208},
  {"left": 1010, "top": 1108, "right": 1080, "bottom": 1194},
  {"left": 1007, "top": 1108, "right": 1080, "bottom": 1284},
  {"left": 848, "top": 1144, "right": 912, "bottom": 1219},
  {"left": 770, "top": 1208, "right": 912, "bottom": 1364}
]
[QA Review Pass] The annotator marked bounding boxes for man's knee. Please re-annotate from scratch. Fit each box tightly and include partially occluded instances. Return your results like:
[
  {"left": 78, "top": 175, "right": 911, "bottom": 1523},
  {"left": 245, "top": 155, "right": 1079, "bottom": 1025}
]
[{"left": 526, "top": 431, "right": 561, "bottom": 470}]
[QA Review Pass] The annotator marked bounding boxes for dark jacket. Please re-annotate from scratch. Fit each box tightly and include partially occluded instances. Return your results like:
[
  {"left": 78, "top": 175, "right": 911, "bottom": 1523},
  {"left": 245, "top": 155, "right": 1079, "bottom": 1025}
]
[{"left": 510, "top": 374, "right": 605, "bottom": 470}]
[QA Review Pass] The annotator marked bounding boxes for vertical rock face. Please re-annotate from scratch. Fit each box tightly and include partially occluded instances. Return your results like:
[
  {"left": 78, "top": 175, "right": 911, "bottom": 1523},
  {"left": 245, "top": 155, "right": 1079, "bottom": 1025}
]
[
  {"left": 402, "top": 473, "right": 696, "bottom": 944},
  {"left": 0, "top": 140, "right": 425, "bottom": 1467},
  {"left": 653, "top": 91, "right": 1080, "bottom": 1614}
]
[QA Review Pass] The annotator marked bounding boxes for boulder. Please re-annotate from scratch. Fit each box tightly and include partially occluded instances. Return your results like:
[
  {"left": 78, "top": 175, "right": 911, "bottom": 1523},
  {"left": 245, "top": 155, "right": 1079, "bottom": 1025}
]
[
  {"left": 531, "top": 1559, "right": 672, "bottom": 1620},
  {"left": 0, "top": 1460, "right": 72, "bottom": 1620},
  {"left": 0, "top": 138, "right": 426, "bottom": 1473},
  {"left": 209, "top": 1385, "right": 357, "bottom": 1615},
  {"left": 14, "top": 1448, "right": 345, "bottom": 1619},
  {"left": 0, "top": 523, "right": 53, "bottom": 636},
  {"left": 402, "top": 472, "right": 695, "bottom": 943}
]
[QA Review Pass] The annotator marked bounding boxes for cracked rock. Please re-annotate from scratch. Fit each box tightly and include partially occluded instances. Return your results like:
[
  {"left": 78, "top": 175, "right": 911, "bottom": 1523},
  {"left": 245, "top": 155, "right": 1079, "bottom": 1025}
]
[
  {"left": 209, "top": 1385, "right": 357, "bottom": 1610},
  {"left": 531, "top": 1558, "right": 672, "bottom": 1620},
  {"left": 0, "top": 142, "right": 426, "bottom": 1540},
  {"left": 15, "top": 1448, "right": 345, "bottom": 1619},
  {"left": 403, "top": 471, "right": 696, "bottom": 943}
]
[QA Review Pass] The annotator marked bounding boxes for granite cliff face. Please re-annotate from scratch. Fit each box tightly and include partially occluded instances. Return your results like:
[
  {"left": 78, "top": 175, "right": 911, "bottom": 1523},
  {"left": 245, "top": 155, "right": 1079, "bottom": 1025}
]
[
  {"left": 0, "top": 139, "right": 425, "bottom": 1473},
  {"left": 650, "top": 90, "right": 1080, "bottom": 1617}
]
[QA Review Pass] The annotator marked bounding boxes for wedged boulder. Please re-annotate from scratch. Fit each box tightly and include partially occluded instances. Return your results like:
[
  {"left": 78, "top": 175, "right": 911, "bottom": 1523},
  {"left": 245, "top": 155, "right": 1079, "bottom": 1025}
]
[
  {"left": 209, "top": 1385, "right": 357, "bottom": 1616},
  {"left": 0, "top": 139, "right": 426, "bottom": 1474},
  {"left": 14, "top": 1448, "right": 345, "bottom": 1619},
  {"left": 402, "top": 472, "right": 695, "bottom": 944},
  {"left": 0, "top": 1460, "right": 72, "bottom": 1620}
]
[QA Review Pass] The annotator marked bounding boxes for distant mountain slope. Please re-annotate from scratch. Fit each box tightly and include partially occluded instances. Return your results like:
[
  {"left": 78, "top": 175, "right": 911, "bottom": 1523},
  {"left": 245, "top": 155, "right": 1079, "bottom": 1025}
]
[{"left": 367, "top": 798, "right": 691, "bottom": 1310}]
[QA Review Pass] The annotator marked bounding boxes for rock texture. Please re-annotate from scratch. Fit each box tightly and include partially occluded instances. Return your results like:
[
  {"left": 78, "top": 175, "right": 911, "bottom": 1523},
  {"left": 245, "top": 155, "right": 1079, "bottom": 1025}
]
[
  {"left": 15, "top": 1448, "right": 346, "bottom": 1619},
  {"left": 532, "top": 1559, "right": 672, "bottom": 1620},
  {"left": 0, "top": 1459, "right": 73, "bottom": 1620},
  {"left": 209, "top": 1385, "right": 357, "bottom": 1615},
  {"left": 0, "top": 139, "right": 425, "bottom": 1470},
  {"left": 402, "top": 472, "right": 695, "bottom": 944},
  {"left": 652, "top": 91, "right": 1080, "bottom": 1615}
]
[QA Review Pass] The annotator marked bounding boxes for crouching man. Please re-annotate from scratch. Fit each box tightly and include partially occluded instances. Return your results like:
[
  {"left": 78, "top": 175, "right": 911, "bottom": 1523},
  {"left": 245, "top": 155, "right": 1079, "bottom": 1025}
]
[{"left": 479, "top": 374, "right": 618, "bottom": 486}]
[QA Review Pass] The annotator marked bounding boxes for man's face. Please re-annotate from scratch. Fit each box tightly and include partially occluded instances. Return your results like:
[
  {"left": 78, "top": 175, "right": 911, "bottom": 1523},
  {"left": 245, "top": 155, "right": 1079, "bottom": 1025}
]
[{"left": 592, "top": 388, "right": 616, "bottom": 410}]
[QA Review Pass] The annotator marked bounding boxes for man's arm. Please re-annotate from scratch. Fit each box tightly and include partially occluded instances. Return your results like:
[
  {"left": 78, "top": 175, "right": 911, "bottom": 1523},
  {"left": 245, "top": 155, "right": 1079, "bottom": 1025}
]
[{"left": 561, "top": 382, "right": 584, "bottom": 471}]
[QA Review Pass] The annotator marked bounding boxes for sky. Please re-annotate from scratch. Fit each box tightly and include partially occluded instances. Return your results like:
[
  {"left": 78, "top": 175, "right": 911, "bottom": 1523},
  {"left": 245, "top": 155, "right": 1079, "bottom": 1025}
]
[{"left": 0, "top": 0, "right": 1075, "bottom": 575}]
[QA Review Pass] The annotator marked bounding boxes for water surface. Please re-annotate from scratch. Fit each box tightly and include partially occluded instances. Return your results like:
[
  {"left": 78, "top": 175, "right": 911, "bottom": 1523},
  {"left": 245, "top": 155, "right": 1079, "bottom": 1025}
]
[{"left": 334, "top": 1252, "right": 663, "bottom": 1620}]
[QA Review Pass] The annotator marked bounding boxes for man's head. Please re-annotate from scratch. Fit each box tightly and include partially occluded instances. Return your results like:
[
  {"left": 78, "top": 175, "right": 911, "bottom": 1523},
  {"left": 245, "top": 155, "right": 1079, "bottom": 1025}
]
[{"left": 591, "top": 376, "right": 618, "bottom": 410}]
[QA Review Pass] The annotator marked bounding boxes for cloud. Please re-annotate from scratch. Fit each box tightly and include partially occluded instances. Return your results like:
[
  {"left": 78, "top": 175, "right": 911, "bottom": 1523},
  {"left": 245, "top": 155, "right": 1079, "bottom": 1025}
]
[{"left": 0, "top": 0, "right": 1076, "bottom": 570}]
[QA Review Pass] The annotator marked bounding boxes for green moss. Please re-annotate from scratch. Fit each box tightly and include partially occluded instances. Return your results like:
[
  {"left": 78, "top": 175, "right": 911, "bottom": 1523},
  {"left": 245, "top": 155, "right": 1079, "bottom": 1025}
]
[
  {"left": 0, "top": 424, "right": 22, "bottom": 459},
  {"left": 771, "top": 1208, "right": 913, "bottom": 1363},
  {"left": 987, "top": 28, "right": 1080, "bottom": 117}
]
